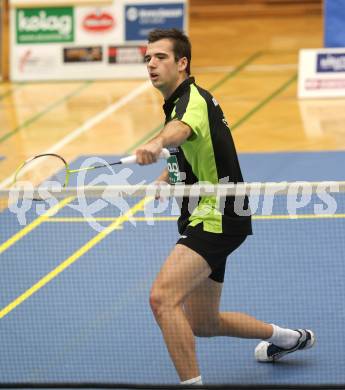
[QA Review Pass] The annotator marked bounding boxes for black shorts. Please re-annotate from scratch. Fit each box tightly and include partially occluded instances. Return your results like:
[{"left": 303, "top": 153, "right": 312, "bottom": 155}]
[{"left": 176, "top": 223, "right": 247, "bottom": 283}]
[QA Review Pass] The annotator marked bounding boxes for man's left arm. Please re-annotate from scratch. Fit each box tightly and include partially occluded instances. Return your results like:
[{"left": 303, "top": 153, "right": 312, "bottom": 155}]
[{"left": 135, "top": 120, "right": 191, "bottom": 165}]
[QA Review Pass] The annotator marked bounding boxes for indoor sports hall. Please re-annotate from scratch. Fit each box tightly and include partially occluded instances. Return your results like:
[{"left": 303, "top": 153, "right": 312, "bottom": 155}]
[{"left": 0, "top": 1, "right": 345, "bottom": 389}]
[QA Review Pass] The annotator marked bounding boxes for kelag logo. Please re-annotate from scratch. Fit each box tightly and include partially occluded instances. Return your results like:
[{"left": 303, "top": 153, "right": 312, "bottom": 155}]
[
  {"left": 16, "top": 7, "right": 74, "bottom": 44},
  {"left": 125, "top": 3, "right": 185, "bottom": 41},
  {"left": 317, "top": 53, "right": 345, "bottom": 73}
]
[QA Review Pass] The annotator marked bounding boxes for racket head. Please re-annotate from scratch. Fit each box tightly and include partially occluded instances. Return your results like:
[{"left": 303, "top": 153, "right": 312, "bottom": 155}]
[{"left": 12, "top": 153, "right": 69, "bottom": 201}]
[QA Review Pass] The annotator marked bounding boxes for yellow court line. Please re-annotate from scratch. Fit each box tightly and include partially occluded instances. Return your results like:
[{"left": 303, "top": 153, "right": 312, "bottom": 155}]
[
  {"left": 44, "top": 214, "right": 345, "bottom": 223},
  {"left": 0, "top": 196, "right": 152, "bottom": 319},
  {"left": 0, "top": 197, "right": 75, "bottom": 255},
  {"left": 253, "top": 214, "right": 345, "bottom": 220},
  {"left": 46, "top": 216, "right": 178, "bottom": 222}
]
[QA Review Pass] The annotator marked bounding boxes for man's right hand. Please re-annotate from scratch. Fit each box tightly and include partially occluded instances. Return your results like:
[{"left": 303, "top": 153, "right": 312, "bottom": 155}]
[{"left": 135, "top": 139, "right": 163, "bottom": 165}]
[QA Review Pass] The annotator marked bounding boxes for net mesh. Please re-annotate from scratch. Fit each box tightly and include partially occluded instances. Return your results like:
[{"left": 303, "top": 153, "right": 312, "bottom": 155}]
[{"left": 0, "top": 183, "right": 344, "bottom": 388}]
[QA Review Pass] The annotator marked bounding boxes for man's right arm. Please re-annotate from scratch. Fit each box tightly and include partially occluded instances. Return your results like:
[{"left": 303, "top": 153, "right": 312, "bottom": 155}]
[{"left": 135, "top": 120, "right": 192, "bottom": 165}]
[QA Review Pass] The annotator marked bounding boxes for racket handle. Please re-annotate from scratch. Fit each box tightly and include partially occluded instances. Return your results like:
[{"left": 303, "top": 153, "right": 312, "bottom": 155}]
[
  {"left": 160, "top": 148, "right": 171, "bottom": 159},
  {"left": 120, "top": 148, "right": 170, "bottom": 164}
]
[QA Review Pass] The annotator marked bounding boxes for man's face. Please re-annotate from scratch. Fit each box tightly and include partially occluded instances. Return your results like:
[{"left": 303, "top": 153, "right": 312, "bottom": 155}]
[{"left": 144, "top": 39, "right": 181, "bottom": 92}]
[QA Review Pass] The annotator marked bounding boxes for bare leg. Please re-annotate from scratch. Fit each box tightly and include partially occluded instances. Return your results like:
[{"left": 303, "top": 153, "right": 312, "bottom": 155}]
[
  {"left": 184, "top": 278, "right": 273, "bottom": 339},
  {"left": 149, "top": 244, "right": 212, "bottom": 381},
  {"left": 218, "top": 312, "right": 273, "bottom": 338}
]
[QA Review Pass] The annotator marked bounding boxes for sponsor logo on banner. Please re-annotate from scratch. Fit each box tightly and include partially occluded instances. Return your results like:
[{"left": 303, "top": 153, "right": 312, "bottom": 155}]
[
  {"left": 298, "top": 49, "right": 345, "bottom": 98},
  {"left": 108, "top": 46, "right": 146, "bottom": 64},
  {"left": 76, "top": 5, "right": 121, "bottom": 45},
  {"left": 125, "top": 3, "right": 184, "bottom": 41},
  {"left": 16, "top": 7, "right": 74, "bottom": 44},
  {"left": 305, "top": 78, "right": 345, "bottom": 90},
  {"left": 82, "top": 11, "right": 115, "bottom": 32},
  {"left": 316, "top": 53, "right": 345, "bottom": 73},
  {"left": 63, "top": 46, "right": 103, "bottom": 63},
  {"left": 17, "top": 48, "right": 57, "bottom": 74}
]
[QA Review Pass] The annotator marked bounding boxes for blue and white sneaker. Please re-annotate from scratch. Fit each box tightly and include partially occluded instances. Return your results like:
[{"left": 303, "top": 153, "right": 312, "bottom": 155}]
[{"left": 255, "top": 329, "right": 316, "bottom": 362}]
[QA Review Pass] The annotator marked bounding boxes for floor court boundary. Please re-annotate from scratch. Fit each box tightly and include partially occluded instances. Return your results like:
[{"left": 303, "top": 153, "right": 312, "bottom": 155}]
[{"left": 0, "top": 197, "right": 152, "bottom": 319}]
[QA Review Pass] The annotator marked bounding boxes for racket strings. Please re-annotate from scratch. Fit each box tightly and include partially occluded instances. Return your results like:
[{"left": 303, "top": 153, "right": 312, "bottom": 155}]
[{"left": 13, "top": 154, "right": 68, "bottom": 190}]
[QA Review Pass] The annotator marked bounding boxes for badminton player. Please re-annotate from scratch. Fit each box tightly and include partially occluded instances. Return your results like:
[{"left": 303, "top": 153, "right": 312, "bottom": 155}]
[{"left": 136, "top": 28, "right": 315, "bottom": 385}]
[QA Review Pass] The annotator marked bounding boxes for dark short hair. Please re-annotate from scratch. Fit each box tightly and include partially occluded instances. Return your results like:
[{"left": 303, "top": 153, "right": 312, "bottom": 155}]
[{"left": 147, "top": 28, "right": 191, "bottom": 75}]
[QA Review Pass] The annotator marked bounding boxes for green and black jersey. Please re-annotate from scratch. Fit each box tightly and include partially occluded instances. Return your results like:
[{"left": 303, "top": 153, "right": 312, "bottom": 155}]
[{"left": 163, "top": 77, "right": 252, "bottom": 236}]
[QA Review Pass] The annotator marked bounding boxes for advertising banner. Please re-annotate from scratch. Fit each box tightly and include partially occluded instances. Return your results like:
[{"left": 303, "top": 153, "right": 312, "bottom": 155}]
[
  {"left": 298, "top": 48, "right": 345, "bottom": 99},
  {"left": 10, "top": 0, "right": 188, "bottom": 81},
  {"left": 63, "top": 46, "right": 103, "bottom": 63},
  {"left": 108, "top": 45, "right": 146, "bottom": 64},
  {"left": 75, "top": 4, "right": 122, "bottom": 45},
  {"left": 13, "top": 45, "right": 60, "bottom": 76},
  {"left": 125, "top": 2, "right": 185, "bottom": 41},
  {"left": 16, "top": 7, "right": 74, "bottom": 44}
]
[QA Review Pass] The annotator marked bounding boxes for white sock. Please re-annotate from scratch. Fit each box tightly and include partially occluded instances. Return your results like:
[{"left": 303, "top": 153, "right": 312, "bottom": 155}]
[
  {"left": 266, "top": 324, "right": 300, "bottom": 349},
  {"left": 180, "top": 375, "right": 203, "bottom": 385}
]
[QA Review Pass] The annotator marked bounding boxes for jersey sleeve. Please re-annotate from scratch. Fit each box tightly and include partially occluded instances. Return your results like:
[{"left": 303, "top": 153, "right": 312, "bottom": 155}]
[{"left": 174, "top": 85, "right": 208, "bottom": 138}]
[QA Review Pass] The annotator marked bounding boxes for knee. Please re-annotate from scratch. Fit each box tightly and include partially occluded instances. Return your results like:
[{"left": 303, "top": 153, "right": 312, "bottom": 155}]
[{"left": 149, "top": 287, "right": 172, "bottom": 320}]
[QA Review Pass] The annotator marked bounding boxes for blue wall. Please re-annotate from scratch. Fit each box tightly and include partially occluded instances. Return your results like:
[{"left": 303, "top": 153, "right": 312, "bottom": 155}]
[{"left": 324, "top": 0, "right": 345, "bottom": 47}]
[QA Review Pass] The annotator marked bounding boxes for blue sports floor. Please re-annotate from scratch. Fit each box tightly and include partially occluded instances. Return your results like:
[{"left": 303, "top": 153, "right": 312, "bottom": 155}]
[{"left": 0, "top": 151, "right": 345, "bottom": 386}]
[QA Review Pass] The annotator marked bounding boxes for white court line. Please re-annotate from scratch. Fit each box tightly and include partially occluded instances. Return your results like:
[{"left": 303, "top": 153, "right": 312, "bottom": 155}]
[{"left": 0, "top": 80, "right": 151, "bottom": 189}]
